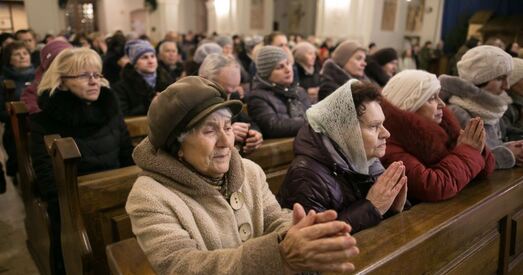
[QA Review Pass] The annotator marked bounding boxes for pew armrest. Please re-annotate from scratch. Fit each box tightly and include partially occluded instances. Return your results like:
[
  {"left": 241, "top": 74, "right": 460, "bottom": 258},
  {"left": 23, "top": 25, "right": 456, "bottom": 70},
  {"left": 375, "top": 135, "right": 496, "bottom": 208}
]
[{"left": 106, "top": 238, "right": 156, "bottom": 275}]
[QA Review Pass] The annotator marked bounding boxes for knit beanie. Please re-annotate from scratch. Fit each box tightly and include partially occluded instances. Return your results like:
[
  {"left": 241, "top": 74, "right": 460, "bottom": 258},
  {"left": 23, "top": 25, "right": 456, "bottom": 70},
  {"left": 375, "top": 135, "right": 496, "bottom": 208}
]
[
  {"left": 509, "top": 58, "right": 523, "bottom": 86},
  {"left": 40, "top": 39, "right": 73, "bottom": 70},
  {"left": 193, "top": 42, "right": 223, "bottom": 64},
  {"left": 372, "top": 47, "right": 398, "bottom": 66},
  {"left": 255, "top": 46, "right": 288, "bottom": 79},
  {"left": 457, "top": 45, "right": 513, "bottom": 85},
  {"left": 215, "top": 35, "right": 233, "bottom": 48},
  {"left": 332, "top": 40, "right": 365, "bottom": 67},
  {"left": 125, "top": 39, "right": 155, "bottom": 65},
  {"left": 382, "top": 69, "right": 440, "bottom": 112},
  {"left": 292, "top": 42, "right": 316, "bottom": 66}
]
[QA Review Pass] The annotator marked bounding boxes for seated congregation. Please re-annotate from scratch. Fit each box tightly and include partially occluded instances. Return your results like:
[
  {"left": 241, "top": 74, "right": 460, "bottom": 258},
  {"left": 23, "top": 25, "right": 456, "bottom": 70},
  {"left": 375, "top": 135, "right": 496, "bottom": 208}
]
[{"left": 3, "top": 29, "right": 523, "bottom": 275}]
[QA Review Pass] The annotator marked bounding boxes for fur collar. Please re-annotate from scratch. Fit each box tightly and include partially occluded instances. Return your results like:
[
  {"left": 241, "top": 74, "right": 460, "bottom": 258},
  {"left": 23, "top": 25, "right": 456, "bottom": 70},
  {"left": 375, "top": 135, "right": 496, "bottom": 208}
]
[
  {"left": 381, "top": 100, "right": 461, "bottom": 165},
  {"left": 320, "top": 59, "right": 352, "bottom": 87},
  {"left": 37, "top": 86, "right": 119, "bottom": 129},
  {"left": 439, "top": 74, "right": 511, "bottom": 108},
  {"left": 133, "top": 138, "right": 245, "bottom": 197}
]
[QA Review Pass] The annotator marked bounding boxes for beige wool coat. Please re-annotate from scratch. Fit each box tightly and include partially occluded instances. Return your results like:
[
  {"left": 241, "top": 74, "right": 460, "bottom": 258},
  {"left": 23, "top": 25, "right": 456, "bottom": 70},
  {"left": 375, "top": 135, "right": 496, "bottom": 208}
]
[{"left": 126, "top": 138, "right": 292, "bottom": 274}]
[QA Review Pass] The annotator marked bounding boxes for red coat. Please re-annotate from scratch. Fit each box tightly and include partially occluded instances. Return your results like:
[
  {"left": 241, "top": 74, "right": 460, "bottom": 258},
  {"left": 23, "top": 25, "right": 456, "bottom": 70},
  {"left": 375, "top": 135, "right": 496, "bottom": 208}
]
[{"left": 380, "top": 100, "right": 495, "bottom": 202}]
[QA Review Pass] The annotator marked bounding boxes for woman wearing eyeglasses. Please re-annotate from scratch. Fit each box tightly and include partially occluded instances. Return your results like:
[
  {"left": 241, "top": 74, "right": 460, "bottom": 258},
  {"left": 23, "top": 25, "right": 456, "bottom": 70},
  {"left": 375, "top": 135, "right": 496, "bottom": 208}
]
[{"left": 29, "top": 47, "right": 134, "bottom": 274}]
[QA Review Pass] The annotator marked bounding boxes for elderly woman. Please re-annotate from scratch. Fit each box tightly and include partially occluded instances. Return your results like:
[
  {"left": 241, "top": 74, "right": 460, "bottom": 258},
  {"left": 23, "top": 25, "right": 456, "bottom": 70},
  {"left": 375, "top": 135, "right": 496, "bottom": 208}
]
[
  {"left": 502, "top": 58, "right": 523, "bottom": 141},
  {"left": 380, "top": 70, "right": 495, "bottom": 202},
  {"left": 247, "top": 46, "right": 310, "bottom": 138},
  {"left": 30, "top": 47, "right": 134, "bottom": 274},
  {"left": 319, "top": 40, "right": 368, "bottom": 101},
  {"left": 126, "top": 76, "right": 359, "bottom": 274},
  {"left": 440, "top": 45, "right": 523, "bottom": 169},
  {"left": 364, "top": 47, "right": 399, "bottom": 87},
  {"left": 293, "top": 42, "right": 320, "bottom": 103},
  {"left": 199, "top": 53, "right": 263, "bottom": 154},
  {"left": 183, "top": 42, "right": 223, "bottom": 76},
  {"left": 278, "top": 80, "right": 408, "bottom": 233}
]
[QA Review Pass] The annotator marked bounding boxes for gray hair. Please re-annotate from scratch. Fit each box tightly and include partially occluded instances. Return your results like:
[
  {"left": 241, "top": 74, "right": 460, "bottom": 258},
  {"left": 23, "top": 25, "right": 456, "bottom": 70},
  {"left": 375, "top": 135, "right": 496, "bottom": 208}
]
[
  {"left": 177, "top": 108, "right": 232, "bottom": 144},
  {"left": 198, "top": 53, "right": 240, "bottom": 82},
  {"left": 158, "top": 41, "right": 178, "bottom": 54}
]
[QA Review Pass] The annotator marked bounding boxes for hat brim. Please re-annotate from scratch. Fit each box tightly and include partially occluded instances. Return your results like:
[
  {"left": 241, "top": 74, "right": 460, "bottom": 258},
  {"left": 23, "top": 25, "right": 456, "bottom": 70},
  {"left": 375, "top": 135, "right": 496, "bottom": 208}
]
[{"left": 186, "top": 99, "right": 244, "bottom": 129}]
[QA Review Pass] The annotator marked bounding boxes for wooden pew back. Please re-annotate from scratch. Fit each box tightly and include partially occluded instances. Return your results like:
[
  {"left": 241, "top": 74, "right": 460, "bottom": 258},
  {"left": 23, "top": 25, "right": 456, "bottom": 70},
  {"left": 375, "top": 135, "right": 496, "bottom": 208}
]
[
  {"left": 7, "top": 101, "right": 53, "bottom": 275},
  {"left": 124, "top": 116, "right": 148, "bottom": 146}
]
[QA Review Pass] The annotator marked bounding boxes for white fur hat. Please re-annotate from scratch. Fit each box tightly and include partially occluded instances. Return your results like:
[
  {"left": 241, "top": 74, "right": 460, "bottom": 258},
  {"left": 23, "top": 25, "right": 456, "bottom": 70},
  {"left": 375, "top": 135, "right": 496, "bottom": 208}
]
[
  {"left": 509, "top": 58, "right": 523, "bottom": 87},
  {"left": 457, "top": 45, "right": 513, "bottom": 85},
  {"left": 382, "top": 70, "right": 440, "bottom": 112}
]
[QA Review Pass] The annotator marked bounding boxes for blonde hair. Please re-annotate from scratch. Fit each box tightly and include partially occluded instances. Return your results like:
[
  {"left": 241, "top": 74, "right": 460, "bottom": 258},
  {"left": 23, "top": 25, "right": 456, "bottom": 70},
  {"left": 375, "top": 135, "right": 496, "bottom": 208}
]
[{"left": 38, "top": 47, "right": 109, "bottom": 96}]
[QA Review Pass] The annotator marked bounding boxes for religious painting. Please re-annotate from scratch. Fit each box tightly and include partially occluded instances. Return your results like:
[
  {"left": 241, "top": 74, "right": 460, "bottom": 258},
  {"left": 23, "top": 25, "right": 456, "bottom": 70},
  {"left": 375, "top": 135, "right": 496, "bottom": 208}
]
[
  {"left": 406, "top": 0, "right": 425, "bottom": 32},
  {"left": 250, "top": 0, "right": 265, "bottom": 29},
  {"left": 381, "top": 0, "right": 397, "bottom": 31}
]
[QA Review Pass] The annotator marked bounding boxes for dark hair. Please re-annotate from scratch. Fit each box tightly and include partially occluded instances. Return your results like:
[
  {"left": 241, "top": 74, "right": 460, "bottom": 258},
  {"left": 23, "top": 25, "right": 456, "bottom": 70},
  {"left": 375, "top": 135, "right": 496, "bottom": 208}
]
[
  {"left": 14, "top": 29, "right": 35, "bottom": 40},
  {"left": 264, "top": 31, "right": 286, "bottom": 46},
  {"left": 351, "top": 82, "right": 382, "bottom": 117},
  {"left": 1, "top": 40, "right": 30, "bottom": 68},
  {"left": 0, "top": 32, "right": 15, "bottom": 46}
]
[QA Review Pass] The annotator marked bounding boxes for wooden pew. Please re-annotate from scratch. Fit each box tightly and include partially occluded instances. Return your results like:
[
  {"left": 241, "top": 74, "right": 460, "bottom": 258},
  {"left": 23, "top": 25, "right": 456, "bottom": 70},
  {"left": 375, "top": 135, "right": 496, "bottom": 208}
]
[
  {"left": 106, "top": 238, "right": 155, "bottom": 275},
  {"left": 106, "top": 169, "right": 523, "bottom": 275},
  {"left": 7, "top": 101, "right": 53, "bottom": 275},
  {"left": 124, "top": 116, "right": 148, "bottom": 146}
]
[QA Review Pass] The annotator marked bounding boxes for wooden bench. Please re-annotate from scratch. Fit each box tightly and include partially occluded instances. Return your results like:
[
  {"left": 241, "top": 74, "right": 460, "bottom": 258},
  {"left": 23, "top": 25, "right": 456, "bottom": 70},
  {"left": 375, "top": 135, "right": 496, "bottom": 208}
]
[
  {"left": 7, "top": 101, "right": 53, "bottom": 275},
  {"left": 106, "top": 169, "right": 523, "bottom": 275},
  {"left": 46, "top": 135, "right": 294, "bottom": 274},
  {"left": 124, "top": 116, "right": 148, "bottom": 146}
]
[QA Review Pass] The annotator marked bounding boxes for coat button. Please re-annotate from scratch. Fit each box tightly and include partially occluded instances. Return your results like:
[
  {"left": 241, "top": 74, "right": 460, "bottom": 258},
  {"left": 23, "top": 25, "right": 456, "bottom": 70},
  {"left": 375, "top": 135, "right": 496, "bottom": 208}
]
[
  {"left": 229, "top": 192, "right": 245, "bottom": 210},
  {"left": 239, "top": 223, "right": 252, "bottom": 242}
]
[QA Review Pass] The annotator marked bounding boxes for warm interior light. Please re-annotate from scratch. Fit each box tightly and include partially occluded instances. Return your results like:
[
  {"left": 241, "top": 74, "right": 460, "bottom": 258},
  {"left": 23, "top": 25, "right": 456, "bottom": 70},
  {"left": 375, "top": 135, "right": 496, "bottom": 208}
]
[
  {"left": 325, "top": 0, "right": 351, "bottom": 12},
  {"left": 215, "top": 0, "right": 230, "bottom": 17}
]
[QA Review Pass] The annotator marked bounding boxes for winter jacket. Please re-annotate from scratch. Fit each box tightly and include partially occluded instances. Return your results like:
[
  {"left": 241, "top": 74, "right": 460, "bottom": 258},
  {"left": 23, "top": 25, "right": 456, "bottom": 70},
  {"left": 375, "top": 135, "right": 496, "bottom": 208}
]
[
  {"left": 30, "top": 87, "right": 134, "bottom": 200},
  {"left": 318, "top": 59, "right": 369, "bottom": 101},
  {"left": 501, "top": 93, "right": 523, "bottom": 141},
  {"left": 440, "top": 75, "right": 516, "bottom": 169},
  {"left": 246, "top": 76, "right": 310, "bottom": 138},
  {"left": 0, "top": 66, "right": 35, "bottom": 122},
  {"left": 112, "top": 64, "right": 174, "bottom": 116},
  {"left": 380, "top": 100, "right": 495, "bottom": 202},
  {"left": 158, "top": 60, "right": 183, "bottom": 81},
  {"left": 277, "top": 125, "right": 385, "bottom": 233},
  {"left": 296, "top": 63, "right": 320, "bottom": 90},
  {"left": 126, "top": 138, "right": 292, "bottom": 274}
]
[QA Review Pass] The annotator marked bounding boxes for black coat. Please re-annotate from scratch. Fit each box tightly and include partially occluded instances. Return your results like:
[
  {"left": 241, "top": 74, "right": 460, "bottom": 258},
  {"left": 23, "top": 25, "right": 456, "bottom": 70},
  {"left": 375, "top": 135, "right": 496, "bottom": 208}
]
[
  {"left": 318, "top": 59, "right": 353, "bottom": 101},
  {"left": 112, "top": 64, "right": 174, "bottom": 116},
  {"left": 277, "top": 125, "right": 384, "bottom": 233},
  {"left": 158, "top": 60, "right": 183, "bottom": 81},
  {"left": 246, "top": 76, "right": 310, "bottom": 138},
  {"left": 30, "top": 87, "right": 134, "bottom": 200},
  {"left": 296, "top": 63, "right": 320, "bottom": 90}
]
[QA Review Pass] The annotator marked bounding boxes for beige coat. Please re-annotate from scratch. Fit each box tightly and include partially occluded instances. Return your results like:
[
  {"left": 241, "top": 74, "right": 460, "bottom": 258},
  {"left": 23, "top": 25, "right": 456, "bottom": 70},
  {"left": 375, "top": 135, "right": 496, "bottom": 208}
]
[{"left": 126, "top": 138, "right": 292, "bottom": 274}]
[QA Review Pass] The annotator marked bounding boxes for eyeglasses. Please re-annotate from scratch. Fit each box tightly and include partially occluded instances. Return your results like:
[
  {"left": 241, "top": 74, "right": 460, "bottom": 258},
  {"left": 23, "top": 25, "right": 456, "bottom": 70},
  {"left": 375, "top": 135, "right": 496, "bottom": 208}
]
[{"left": 62, "top": 72, "right": 103, "bottom": 81}]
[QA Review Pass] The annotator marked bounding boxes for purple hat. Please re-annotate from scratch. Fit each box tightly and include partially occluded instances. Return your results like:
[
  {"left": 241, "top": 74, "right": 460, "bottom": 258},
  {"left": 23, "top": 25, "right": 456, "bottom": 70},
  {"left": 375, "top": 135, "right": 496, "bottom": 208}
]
[
  {"left": 125, "top": 39, "right": 156, "bottom": 65},
  {"left": 40, "top": 39, "right": 73, "bottom": 70}
]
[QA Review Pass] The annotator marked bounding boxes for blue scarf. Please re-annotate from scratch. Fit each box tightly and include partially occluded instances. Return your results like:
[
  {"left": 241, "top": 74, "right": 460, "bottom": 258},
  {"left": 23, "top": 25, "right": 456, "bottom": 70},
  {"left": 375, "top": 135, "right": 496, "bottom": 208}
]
[{"left": 138, "top": 71, "right": 157, "bottom": 88}]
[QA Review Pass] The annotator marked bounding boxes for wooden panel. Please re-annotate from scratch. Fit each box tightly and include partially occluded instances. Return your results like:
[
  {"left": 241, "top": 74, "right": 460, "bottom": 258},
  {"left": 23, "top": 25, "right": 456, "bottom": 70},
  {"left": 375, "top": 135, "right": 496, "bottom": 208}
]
[
  {"left": 246, "top": 138, "right": 294, "bottom": 170},
  {"left": 511, "top": 208, "right": 523, "bottom": 257},
  {"left": 509, "top": 251, "right": 523, "bottom": 275},
  {"left": 266, "top": 167, "right": 288, "bottom": 194},
  {"left": 111, "top": 214, "right": 133, "bottom": 241},
  {"left": 106, "top": 238, "right": 155, "bottom": 275},
  {"left": 438, "top": 229, "right": 499, "bottom": 275},
  {"left": 124, "top": 116, "right": 148, "bottom": 138}
]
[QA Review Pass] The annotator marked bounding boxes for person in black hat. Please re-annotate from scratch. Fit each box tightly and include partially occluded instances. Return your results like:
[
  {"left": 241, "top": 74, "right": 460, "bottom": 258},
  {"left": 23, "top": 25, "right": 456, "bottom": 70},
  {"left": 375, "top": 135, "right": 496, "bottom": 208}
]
[
  {"left": 364, "top": 47, "right": 399, "bottom": 87},
  {"left": 126, "top": 76, "right": 360, "bottom": 275}
]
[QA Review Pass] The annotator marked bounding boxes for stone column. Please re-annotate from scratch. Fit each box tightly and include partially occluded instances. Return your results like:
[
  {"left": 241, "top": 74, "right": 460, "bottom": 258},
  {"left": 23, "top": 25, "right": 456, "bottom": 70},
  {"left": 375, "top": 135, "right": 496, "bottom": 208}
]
[{"left": 24, "top": 0, "right": 66, "bottom": 37}]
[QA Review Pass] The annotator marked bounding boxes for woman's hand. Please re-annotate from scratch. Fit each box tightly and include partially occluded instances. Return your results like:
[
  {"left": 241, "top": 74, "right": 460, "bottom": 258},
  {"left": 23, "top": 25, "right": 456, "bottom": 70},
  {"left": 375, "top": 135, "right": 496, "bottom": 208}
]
[
  {"left": 390, "top": 175, "right": 408, "bottom": 213},
  {"left": 457, "top": 117, "right": 486, "bottom": 152},
  {"left": 279, "top": 204, "right": 359, "bottom": 274},
  {"left": 366, "top": 162, "right": 407, "bottom": 215},
  {"left": 232, "top": 122, "right": 250, "bottom": 143},
  {"left": 243, "top": 130, "right": 263, "bottom": 154}
]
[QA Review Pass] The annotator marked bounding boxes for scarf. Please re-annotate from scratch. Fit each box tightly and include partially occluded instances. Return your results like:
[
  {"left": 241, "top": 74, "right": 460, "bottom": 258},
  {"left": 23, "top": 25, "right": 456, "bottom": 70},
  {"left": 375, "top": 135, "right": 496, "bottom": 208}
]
[
  {"left": 138, "top": 71, "right": 157, "bottom": 88},
  {"left": 449, "top": 92, "right": 512, "bottom": 125}
]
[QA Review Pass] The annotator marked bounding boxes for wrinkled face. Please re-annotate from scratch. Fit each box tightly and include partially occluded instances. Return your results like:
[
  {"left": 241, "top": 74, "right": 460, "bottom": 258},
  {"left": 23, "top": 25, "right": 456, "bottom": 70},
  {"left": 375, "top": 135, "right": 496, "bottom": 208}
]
[
  {"left": 159, "top": 43, "right": 179, "bottom": 65},
  {"left": 415, "top": 92, "right": 446, "bottom": 124},
  {"left": 179, "top": 111, "right": 235, "bottom": 178},
  {"left": 483, "top": 75, "right": 509, "bottom": 95},
  {"left": 17, "top": 32, "right": 36, "bottom": 52},
  {"left": 344, "top": 50, "right": 367, "bottom": 78},
  {"left": 272, "top": 35, "right": 289, "bottom": 50},
  {"left": 303, "top": 50, "right": 316, "bottom": 67},
  {"left": 359, "top": 101, "right": 390, "bottom": 159},
  {"left": 135, "top": 52, "right": 158, "bottom": 74},
  {"left": 10, "top": 48, "right": 31, "bottom": 69},
  {"left": 216, "top": 65, "right": 241, "bottom": 94},
  {"left": 269, "top": 59, "right": 293, "bottom": 86},
  {"left": 382, "top": 59, "right": 398, "bottom": 77},
  {"left": 62, "top": 66, "right": 102, "bottom": 102}
]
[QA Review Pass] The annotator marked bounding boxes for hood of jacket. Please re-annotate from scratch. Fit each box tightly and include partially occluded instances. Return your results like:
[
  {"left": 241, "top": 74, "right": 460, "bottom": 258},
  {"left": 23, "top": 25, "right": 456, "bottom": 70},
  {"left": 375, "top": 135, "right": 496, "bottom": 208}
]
[{"left": 381, "top": 99, "right": 461, "bottom": 165}]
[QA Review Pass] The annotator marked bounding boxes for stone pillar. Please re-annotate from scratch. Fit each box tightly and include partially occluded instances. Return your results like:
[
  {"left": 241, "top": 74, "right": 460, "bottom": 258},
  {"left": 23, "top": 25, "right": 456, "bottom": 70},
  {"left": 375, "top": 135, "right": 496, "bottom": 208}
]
[
  {"left": 24, "top": 0, "right": 66, "bottom": 37},
  {"left": 148, "top": 0, "right": 181, "bottom": 41}
]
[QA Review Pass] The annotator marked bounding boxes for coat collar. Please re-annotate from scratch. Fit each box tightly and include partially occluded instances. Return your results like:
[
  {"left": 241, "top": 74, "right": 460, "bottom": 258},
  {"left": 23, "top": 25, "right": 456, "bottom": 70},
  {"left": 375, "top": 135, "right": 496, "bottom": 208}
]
[{"left": 381, "top": 100, "right": 461, "bottom": 165}]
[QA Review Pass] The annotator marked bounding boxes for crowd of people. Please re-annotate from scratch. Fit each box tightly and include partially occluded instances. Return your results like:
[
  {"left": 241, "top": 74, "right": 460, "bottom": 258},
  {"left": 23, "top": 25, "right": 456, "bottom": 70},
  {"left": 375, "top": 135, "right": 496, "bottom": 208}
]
[{"left": 1, "top": 27, "right": 523, "bottom": 274}]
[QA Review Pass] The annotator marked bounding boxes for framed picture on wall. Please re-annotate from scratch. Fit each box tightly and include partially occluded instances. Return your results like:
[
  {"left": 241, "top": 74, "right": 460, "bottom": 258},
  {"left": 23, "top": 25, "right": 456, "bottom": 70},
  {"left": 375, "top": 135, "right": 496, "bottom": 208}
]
[
  {"left": 381, "top": 0, "right": 397, "bottom": 31},
  {"left": 250, "top": 0, "right": 265, "bottom": 29}
]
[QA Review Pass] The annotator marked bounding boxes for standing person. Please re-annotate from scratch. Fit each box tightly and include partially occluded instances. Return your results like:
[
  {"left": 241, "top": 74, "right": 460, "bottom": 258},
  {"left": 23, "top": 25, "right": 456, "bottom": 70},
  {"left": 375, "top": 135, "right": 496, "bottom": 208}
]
[
  {"left": 364, "top": 47, "right": 399, "bottom": 87},
  {"left": 112, "top": 39, "right": 174, "bottom": 116},
  {"left": 199, "top": 53, "right": 263, "bottom": 154},
  {"left": 441, "top": 45, "right": 522, "bottom": 169},
  {"left": 247, "top": 46, "right": 310, "bottom": 138},
  {"left": 319, "top": 40, "right": 367, "bottom": 100},
  {"left": 157, "top": 40, "right": 183, "bottom": 81},
  {"left": 30, "top": 48, "right": 134, "bottom": 275},
  {"left": 399, "top": 46, "right": 417, "bottom": 71},
  {"left": 15, "top": 29, "right": 40, "bottom": 67},
  {"left": 381, "top": 70, "right": 495, "bottom": 202},
  {"left": 293, "top": 42, "right": 320, "bottom": 103},
  {"left": 126, "top": 76, "right": 360, "bottom": 274},
  {"left": 418, "top": 41, "right": 434, "bottom": 71},
  {"left": 278, "top": 80, "right": 408, "bottom": 233}
]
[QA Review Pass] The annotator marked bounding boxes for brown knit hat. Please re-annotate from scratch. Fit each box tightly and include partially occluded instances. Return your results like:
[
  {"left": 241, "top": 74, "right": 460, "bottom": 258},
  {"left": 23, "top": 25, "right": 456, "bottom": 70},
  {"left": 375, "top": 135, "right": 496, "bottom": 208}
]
[
  {"left": 147, "top": 76, "right": 243, "bottom": 151},
  {"left": 332, "top": 40, "right": 366, "bottom": 67}
]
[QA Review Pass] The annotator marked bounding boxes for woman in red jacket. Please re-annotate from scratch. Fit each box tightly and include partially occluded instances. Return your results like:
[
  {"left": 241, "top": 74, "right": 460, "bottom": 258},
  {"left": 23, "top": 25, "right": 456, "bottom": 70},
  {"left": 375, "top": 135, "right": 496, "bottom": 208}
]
[{"left": 380, "top": 70, "right": 495, "bottom": 202}]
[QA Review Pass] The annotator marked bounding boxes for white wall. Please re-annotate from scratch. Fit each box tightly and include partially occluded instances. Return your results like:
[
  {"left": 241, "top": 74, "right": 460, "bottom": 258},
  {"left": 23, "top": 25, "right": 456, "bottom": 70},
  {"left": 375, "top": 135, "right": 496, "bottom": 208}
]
[
  {"left": 24, "top": 0, "right": 66, "bottom": 37},
  {"left": 209, "top": 0, "right": 272, "bottom": 36},
  {"left": 369, "top": 0, "right": 408, "bottom": 51},
  {"left": 97, "top": 0, "right": 143, "bottom": 35}
]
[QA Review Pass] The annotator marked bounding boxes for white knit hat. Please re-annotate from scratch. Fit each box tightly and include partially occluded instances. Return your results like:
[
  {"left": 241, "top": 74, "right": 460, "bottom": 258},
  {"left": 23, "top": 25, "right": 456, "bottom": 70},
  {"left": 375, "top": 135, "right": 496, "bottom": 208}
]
[
  {"left": 509, "top": 58, "right": 523, "bottom": 87},
  {"left": 382, "top": 70, "right": 440, "bottom": 112},
  {"left": 457, "top": 45, "right": 513, "bottom": 85}
]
